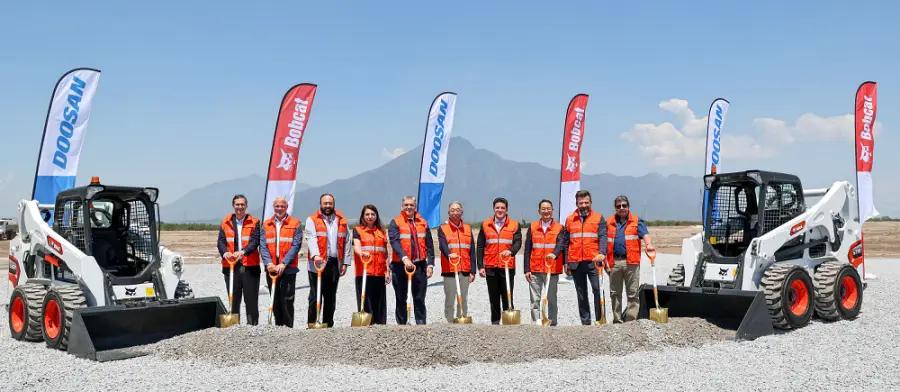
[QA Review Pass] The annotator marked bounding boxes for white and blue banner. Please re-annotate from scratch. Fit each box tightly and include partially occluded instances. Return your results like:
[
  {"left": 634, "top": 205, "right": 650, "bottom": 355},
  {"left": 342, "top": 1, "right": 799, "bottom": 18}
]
[
  {"left": 417, "top": 92, "right": 457, "bottom": 228},
  {"left": 32, "top": 68, "right": 101, "bottom": 216},
  {"left": 703, "top": 98, "right": 729, "bottom": 229}
]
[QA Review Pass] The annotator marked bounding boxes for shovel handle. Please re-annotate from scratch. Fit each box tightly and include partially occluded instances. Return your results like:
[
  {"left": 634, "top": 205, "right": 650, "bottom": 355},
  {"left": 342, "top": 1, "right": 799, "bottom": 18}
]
[
  {"left": 405, "top": 263, "right": 416, "bottom": 279},
  {"left": 500, "top": 253, "right": 513, "bottom": 269},
  {"left": 645, "top": 248, "right": 657, "bottom": 264},
  {"left": 360, "top": 253, "right": 372, "bottom": 266},
  {"left": 314, "top": 258, "right": 327, "bottom": 274}
]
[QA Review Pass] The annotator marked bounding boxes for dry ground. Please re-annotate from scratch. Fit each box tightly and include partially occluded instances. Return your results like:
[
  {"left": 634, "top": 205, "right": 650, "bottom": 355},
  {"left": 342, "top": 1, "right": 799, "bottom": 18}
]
[{"left": 4, "top": 221, "right": 897, "bottom": 263}]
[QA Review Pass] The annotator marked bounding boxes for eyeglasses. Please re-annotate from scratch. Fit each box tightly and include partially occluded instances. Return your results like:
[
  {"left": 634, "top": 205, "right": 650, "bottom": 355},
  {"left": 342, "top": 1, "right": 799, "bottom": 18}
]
[{"left": 616, "top": 204, "right": 629, "bottom": 209}]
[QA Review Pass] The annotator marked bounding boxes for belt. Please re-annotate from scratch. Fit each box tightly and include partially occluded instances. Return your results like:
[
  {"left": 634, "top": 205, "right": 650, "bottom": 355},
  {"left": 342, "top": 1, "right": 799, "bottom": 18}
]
[{"left": 613, "top": 255, "right": 627, "bottom": 260}]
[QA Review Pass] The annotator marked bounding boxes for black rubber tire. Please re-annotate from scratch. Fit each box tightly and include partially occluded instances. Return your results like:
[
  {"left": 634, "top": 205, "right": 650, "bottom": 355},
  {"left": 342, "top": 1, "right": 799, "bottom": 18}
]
[
  {"left": 667, "top": 264, "right": 685, "bottom": 286},
  {"left": 10, "top": 283, "right": 48, "bottom": 342},
  {"left": 814, "top": 261, "right": 863, "bottom": 321},
  {"left": 41, "top": 285, "right": 87, "bottom": 351},
  {"left": 175, "top": 280, "right": 195, "bottom": 299},
  {"left": 762, "top": 264, "right": 815, "bottom": 330},
  {"left": 8, "top": 287, "right": 36, "bottom": 341}
]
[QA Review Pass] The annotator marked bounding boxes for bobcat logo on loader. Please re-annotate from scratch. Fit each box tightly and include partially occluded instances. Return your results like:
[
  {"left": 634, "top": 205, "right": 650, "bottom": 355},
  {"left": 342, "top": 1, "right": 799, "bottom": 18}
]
[
  {"left": 125, "top": 287, "right": 136, "bottom": 296},
  {"left": 718, "top": 267, "right": 728, "bottom": 277}
]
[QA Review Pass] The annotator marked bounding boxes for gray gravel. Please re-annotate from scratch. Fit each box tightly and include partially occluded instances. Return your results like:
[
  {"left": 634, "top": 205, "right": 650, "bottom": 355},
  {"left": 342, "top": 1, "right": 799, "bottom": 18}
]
[{"left": 2, "top": 253, "right": 899, "bottom": 391}]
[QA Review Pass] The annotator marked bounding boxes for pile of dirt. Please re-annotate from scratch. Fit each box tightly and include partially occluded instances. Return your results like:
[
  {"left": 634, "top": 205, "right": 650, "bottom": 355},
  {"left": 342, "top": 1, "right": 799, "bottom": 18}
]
[{"left": 132, "top": 318, "right": 734, "bottom": 369}]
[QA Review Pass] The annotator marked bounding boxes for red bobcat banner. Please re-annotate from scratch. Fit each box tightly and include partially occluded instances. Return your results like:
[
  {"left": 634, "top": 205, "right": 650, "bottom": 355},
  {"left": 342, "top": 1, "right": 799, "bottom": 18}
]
[
  {"left": 558, "top": 93, "right": 589, "bottom": 220},
  {"left": 854, "top": 81, "right": 877, "bottom": 280},
  {"left": 263, "top": 83, "right": 318, "bottom": 220}
]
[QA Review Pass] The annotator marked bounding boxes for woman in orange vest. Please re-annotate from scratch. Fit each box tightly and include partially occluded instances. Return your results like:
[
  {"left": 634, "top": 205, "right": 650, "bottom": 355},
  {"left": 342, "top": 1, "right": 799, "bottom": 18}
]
[
  {"left": 351, "top": 204, "right": 390, "bottom": 325},
  {"left": 523, "top": 199, "right": 566, "bottom": 326},
  {"left": 476, "top": 197, "right": 522, "bottom": 325}
]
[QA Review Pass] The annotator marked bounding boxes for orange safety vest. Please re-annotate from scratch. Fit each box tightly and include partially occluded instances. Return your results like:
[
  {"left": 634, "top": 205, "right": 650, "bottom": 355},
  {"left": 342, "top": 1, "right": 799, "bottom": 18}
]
[
  {"left": 262, "top": 215, "right": 301, "bottom": 268},
  {"left": 220, "top": 214, "right": 261, "bottom": 267},
  {"left": 439, "top": 221, "right": 472, "bottom": 274},
  {"left": 307, "top": 210, "right": 349, "bottom": 262},
  {"left": 391, "top": 211, "right": 429, "bottom": 262},
  {"left": 529, "top": 220, "right": 564, "bottom": 274},
  {"left": 606, "top": 212, "right": 642, "bottom": 267},
  {"left": 352, "top": 225, "right": 387, "bottom": 277},
  {"left": 565, "top": 210, "right": 604, "bottom": 262},
  {"left": 481, "top": 217, "right": 519, "bottom": 269}
]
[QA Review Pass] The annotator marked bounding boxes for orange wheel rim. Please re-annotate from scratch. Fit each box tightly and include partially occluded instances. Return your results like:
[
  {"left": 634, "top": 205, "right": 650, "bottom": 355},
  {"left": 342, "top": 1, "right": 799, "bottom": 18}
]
[
  {"left": 44, "top": 299, "right": 61, "bottom": 339},
  {"left": 10, "top": 297, "right": 25, "bottom": 333},
  {"left": 840, "top": 275, "right": 858, "bottom": 309},
  {"left": 788, "top": 280, "right": 809, "bottom": 316}
]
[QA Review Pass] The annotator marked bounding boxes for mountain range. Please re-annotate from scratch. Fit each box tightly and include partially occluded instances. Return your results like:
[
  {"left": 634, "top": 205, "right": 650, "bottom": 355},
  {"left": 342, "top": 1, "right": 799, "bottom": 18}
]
[{"left": 161, "top": 137, "right": 703, "bottom": 224}]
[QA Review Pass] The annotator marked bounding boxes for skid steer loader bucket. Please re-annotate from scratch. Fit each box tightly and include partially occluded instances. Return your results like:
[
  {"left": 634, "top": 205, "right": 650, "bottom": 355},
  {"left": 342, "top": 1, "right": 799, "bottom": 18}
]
[
  {"left": 66, "top": 296, "right": 226, "bottom": 362},
  {"left": 636, "top": 284, "right": 775, "bottom": 341}
]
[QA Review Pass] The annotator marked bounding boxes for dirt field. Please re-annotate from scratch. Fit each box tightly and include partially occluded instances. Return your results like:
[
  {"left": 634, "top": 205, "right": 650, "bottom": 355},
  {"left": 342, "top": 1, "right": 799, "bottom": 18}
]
[{"left": 3, "top": 221, "right": 898, "bottom": 263}]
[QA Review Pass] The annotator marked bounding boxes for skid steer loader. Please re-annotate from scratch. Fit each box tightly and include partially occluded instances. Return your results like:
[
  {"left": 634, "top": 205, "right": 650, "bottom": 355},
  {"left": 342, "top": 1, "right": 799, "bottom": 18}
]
[
  {"left": 637, "top": 170, "right": 865, "bottom": 340},
  {"left": 6, "top": 177, "right": 226, "bottom": 362}
]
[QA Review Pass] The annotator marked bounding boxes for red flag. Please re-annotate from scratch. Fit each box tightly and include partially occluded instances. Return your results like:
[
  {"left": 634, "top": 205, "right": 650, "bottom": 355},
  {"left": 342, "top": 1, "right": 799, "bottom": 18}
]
[
  {"left": 558, "top": 93, "right": 589, "bottom": 220},
  {"left": 853, "top": 81, "right": 878, "bottom": 279},
  {"left": 263, "top": 83, "right": 318, "bottom": 220}
]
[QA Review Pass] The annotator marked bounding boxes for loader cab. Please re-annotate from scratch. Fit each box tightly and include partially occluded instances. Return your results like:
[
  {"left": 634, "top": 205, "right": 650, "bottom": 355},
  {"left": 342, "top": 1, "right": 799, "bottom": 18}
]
[
  {"left": 53, "top": 177, "right": 161, "bottom": 280},
  {"left": 703, "top": 170, "right": 805, "bottom": 259}
]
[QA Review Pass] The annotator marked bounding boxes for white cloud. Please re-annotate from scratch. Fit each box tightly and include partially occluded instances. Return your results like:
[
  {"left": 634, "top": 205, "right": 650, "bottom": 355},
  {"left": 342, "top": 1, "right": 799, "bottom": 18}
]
[
  {"left": 753, "top": 113, "right": 886, "bottom": 145},
  {"left": 382, "top": 147, "right": 406, "bottom": 160},
  {"left": 621, "top": 98, "right": 773, "bottom": 165}
]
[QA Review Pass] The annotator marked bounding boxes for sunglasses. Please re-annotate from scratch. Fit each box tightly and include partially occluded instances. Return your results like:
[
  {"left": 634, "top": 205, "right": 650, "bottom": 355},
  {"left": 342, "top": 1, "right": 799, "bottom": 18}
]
[{"left": 616, "top": 204, "right": 629, "bottom": 209}]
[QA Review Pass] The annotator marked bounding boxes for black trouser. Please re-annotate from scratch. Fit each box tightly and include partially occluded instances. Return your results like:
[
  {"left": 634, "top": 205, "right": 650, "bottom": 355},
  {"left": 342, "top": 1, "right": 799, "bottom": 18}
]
[
  {"left": 355, "top": 275, "right": 387, "bottom": 325},
  {"left": 570, "top": 261, "right": 602, "bottom": 325},
  {"left": 307, "top": 257, "right": 341, "bottom": 327},
  {"left": 265, "top": 271, "right": 296, "bottom": 327},
  {"left": 485, "top": 267, "right": 515, "bottom": 324},
  {"left": 222, "top": 264, "right": 261, "bottom": 325},
  {"left": 390, "top": 260, "right": 428, "bottom": 325}
]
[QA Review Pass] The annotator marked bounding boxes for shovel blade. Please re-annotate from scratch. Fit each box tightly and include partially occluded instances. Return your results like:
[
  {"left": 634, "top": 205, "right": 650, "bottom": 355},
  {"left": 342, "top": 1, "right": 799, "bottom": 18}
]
[
  {"left": 308, "top": 322, "right": 328, "bottom": 329},
  {"left": 66, "top": 296, "right": 226, "bottom": 362},
  {"left": 351, "top": 312, "right": 372, "bottom": 327},
  {"left": 453, "top": 315, "right": 473, "bottom": 324},
  {"left": 219, "top": 313, "right": 240, "bottom": 328},
  {"left": 501, "top": 310, "right": 521, "bottom": 325},
  {"left": 637, "top": 284, "right": 774, "bottom": 341}
]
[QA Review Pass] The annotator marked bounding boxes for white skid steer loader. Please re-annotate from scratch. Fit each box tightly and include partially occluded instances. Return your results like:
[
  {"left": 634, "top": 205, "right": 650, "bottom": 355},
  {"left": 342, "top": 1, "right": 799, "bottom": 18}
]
[
  {"left": 638, "top": 170, "right": 865, "bottom": 340},
  {"left": 6, "top": 177, "right": 226, "bottom": 361}
]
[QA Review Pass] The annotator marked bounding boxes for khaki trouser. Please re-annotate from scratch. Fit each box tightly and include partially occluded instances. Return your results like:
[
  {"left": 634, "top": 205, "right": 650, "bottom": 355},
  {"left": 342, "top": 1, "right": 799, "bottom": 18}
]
[
  {"left": 443, "top": 274, "right": 470, "bottom": 322},
  {"left": 609, "top": 259, "right": 640, "bottom": 323},
  {"left": 528, "top": 273, "right": 559, "bottom": 325}
]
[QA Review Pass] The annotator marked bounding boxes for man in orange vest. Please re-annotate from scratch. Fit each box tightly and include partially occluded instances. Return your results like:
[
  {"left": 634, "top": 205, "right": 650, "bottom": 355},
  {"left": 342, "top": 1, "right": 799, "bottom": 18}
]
[
  {"left": 258, "top": 196, "right": 303, "bottom": 327},
  {"left": 476, "top": 197, "right": 522, "bottom": 325},
  {"left": 562, "top": 190, "right": 607, "bottom": 325},
  {"left": 524, "top": 199, "right": 566, "bottom": 326},
  {"left": 436, "top": 201, "right": 476, "bottom": 323},
  {"left": 304, "top": 193, "right": 353, "bottom": 328},
  {"left": 217, "top": 194, "right": 262, "bottom": 325},
  {"left": 606, "top": 195, "right": 654, "bottom": 323},
  {"left": 388, "top": 195, "right": 435, "bottom": 325}
]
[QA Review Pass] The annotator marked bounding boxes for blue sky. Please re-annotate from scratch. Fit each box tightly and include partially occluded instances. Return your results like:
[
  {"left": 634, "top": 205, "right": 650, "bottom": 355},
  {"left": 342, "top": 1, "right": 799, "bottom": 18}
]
[{"left": 1, "top": 0, "right": 898, "bottom": 217}]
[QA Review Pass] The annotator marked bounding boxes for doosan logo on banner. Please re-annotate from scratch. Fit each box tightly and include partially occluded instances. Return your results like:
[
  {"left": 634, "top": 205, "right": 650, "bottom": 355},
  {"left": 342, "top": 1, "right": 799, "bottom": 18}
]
[
  {"left": 710, "top": 103, "right": 724, "bottom": 172},
  {"left": 52, "top": 76, "right": 89, "bottom": 170},
  {"left": 428, "top": 98, "right": 450, "bottom": 176}
]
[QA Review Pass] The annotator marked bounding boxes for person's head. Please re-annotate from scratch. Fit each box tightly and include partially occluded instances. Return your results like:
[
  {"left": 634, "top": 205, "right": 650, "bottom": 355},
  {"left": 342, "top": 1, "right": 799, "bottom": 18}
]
[
  {"left": 448, "top": 201, "right": 463, "bottom": 223},
  {"left": 319, "top": 193, "right": 335, "bottom": 216},
  {"left": 493, "top": 197, "right": 508, "bottom": 220},
  {"left": 575, "top": 190, "right": 592, "bottom": 215},
  {"left": 614, "top": 195, "right": 630, "bottom": 219},
  {"left": 359, "top": 204, "right": 382, "bottom": 229},
  {"left": 401, "top": 196, "right": 417, "bottom": 216},
  {"left": 232, "top": 194, "right": 247, "bottom": 216},
  {"left": 538, "top": 199, "right": 554, "bottom": 221},
  {"left": 273, "top": 196, "right": 288, "bottom": 218}
]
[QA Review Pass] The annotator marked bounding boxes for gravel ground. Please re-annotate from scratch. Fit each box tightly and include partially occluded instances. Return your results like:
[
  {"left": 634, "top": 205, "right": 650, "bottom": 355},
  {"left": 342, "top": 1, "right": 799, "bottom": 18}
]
[{"left": 2, "top": 253, "right": 899, "bottom": 391}]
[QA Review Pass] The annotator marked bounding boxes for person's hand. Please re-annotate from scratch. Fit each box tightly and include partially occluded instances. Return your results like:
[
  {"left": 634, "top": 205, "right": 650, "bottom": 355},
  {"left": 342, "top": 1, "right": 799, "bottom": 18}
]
[
  {"left": 545, "top": 253, "right": 556, "bottom": 260},
  {"left": 525, "top": 272, "right": 532, "bottom": 283},
  {"left": 468, "top": 273, "right": 475, "bottom": 283},
  {"left": 426, "top": 266, "right": 433, "bottom": 279},
  {"left": 592, "top": 254, "right": 604, "bottom": 263},
  {"left": 448, "top": 253, "right": 460, "bottom": 261},
  {"left": 313, "top": 255, "right": 323, "bottom": 263},
  {"left": 479, "top": 268, "right": 486, "bottom": 278},
  {"left": 234, "top": 250, "right": 244, "bottom": 260},
  {"left": 360, "top": 251, "right": 371, "bottom": 259},
  {"left": 403, "top": 257, "right": 413, "bottom": 269},
  {"left": 500, "top": 250, "right": 512, "bottom": 257},
  {"left": 223, "top": 252, "right": 233, "bottom": 261},
  {"left": 275, "top": 264, "right": 285, "bottom": 275},
  {"left": 564, "top": 265, "right": 572, "bottom": 276},
  {"left": 385, "top": 273, "right": 391, "bottom": 285},
  {"left": 266, "top": 264, "right": 276, "bottom": 273},
  {"left": 646, "top": 244, "right": 656, "bottom": 253},
  {"left": 340, "top": 265, "right": 347, "bottom": 276}
]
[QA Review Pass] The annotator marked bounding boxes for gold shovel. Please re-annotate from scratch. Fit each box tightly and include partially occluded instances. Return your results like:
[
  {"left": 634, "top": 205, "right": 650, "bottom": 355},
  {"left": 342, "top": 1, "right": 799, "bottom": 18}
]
[
  {"left": 308, "top": 258, "right": 329, "bottom": 329},
  {"left": 500, "top": 253, "right": 520, "bottom": 325},
  {"left": 646, "top": 248, "right": 668, "bottom": 323},
  {"left": 404, "top": 263, "right": 416, "bottom": 325},
  {"left": 351, "top": 253, "right": 373, "bottom": 327},
  {"left": 219, "top": 256, "right": 240, "bottom": 328},
  {"left": 449, "top": 253, "right": 472, "bottom": 324},
  {"left": 540, "top": 256, "right": 553, "bottom": 327}
]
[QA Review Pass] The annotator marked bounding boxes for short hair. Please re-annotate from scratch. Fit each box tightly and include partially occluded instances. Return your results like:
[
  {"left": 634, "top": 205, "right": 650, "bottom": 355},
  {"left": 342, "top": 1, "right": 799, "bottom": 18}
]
[
  {"left": 538, "top": 199, "right": 553, "bottom": 208},
  {"left": 273, "top": 195, "right": 288, "bottom": 206},
  {"left": 402, "top": 195, "right": 416, "bottom": 203},
  {"left": 493, "top": 197, "right": 508, "bottom": 208},
  {"left": 319, "top": 193, "right": 334, "bottom": 203},
  {"left": 448, "top": 201, "right": 463, "bottom": 209},
  {"left": 232, "top": 194, "right": 247, "bottom": 205},
  {"left": 575, "top": 190, "right": 592, "bottom": 201},
  {"left": 614, "top": 195, "right": 629, "bottom": 206}
]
